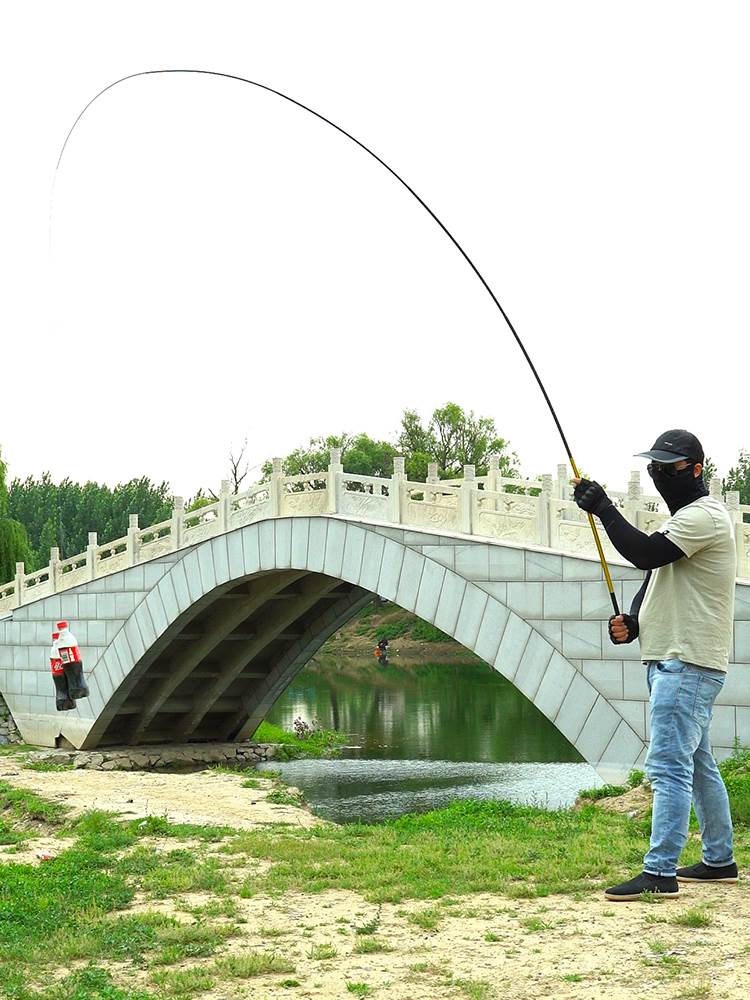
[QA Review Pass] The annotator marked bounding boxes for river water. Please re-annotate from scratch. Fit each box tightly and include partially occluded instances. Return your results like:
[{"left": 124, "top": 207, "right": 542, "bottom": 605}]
[{"left": 259, "top": 658, "right": 603, "bottom": 822}]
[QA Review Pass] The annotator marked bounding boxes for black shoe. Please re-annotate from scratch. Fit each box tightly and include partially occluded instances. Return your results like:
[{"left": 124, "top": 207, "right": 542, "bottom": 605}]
[
  {"left": 676, "top": 861, "right": 738, "bottom": 883},
  {"left": 604, "top": 871, "right": 679, "bottom": 902}
]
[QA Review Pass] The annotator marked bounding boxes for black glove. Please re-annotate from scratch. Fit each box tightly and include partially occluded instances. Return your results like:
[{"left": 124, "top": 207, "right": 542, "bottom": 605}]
[
  {"left": 608, "top": 613, "right": 639, "bottom": 644},
  {"left": 573, "top": 479, "right": 614, "bottom": 518}
]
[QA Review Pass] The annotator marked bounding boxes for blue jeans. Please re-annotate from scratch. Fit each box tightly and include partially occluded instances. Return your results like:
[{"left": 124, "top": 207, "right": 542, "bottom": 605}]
[{"left": 643, "top": 658, "right": 734, "bottom": 876}]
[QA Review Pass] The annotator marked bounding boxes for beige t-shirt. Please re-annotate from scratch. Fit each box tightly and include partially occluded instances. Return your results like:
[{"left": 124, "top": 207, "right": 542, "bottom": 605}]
[{"left": 639, "top": 496, "right": 736, "bottom": 671}]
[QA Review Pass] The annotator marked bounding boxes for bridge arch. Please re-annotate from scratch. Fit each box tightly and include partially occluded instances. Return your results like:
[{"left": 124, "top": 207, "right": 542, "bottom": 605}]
[{"left": 65, "top": 516, "right": 647, "bottom": 779}]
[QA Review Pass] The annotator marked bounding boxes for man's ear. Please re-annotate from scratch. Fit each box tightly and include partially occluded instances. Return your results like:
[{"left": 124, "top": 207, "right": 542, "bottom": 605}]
[{"left": 694, "top": 463, "right": 703, "bottom": 479}]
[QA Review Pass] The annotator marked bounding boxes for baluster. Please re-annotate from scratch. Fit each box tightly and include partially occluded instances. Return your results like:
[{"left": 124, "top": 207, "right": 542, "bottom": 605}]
[
  {"left": 460, "top": 465, "right": 476, "bottom": 534},
  {"left": 270, "top": 458, "right": 283, "bottom": 517},
  {"left": 86, "top": 532, "right": 98, "bottom": 581},
  {"left": 391, "top": 457, "right": 405, "bottom": 524},
  {"left": 127, "top": 514, "right": 140, "bottom": 566},
  {"left": 13, "top": 562, "right": 24, "bottom": 609},
  {"left": 49, "top": 546, "right": 60, "bottom": 593},
  {"left": 218, "top": 480, "right": 231, "bottom": 532},
  {"left": 171, "top": 496, "right": 184, "bottom": 551},
  {"left": 538, "top": 474, "right": 553, "bottom": 546},
  {"left": 327, "top": 447, "right": 343, "bottom": 514}
]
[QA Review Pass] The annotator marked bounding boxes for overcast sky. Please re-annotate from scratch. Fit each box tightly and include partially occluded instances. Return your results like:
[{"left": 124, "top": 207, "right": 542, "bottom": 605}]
[{"left": 2, "top": 2, "right": 748, "bottom": 500}]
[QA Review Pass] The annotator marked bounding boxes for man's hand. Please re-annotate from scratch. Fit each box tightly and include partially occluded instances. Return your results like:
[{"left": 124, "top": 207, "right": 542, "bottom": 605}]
[
  {"left": 608, "top": 613, "right": 639, "bottom": 644},
  {"left": 572, "top": 478, "right": 614, "bottom": 518}
]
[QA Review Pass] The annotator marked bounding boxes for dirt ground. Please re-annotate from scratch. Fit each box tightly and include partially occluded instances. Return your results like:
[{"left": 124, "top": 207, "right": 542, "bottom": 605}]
[{"left": 2, "top": 760, "right": 748, "bottom": 999}]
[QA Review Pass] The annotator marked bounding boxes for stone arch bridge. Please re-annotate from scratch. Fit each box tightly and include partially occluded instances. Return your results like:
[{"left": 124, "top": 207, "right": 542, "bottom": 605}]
[{"left": 1, "top": 455, "right": 749, "bottom": 781}]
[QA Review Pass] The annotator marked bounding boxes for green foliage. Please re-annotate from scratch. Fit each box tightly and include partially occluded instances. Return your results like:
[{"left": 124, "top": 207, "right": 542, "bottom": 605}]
[
  {"left": 576, "top": 784, "right": 628, "bottom": 801},
  {"left": 0, "top": 449, "right": 35, "bottom": 578},
  {"left": 7, "top": 472, "right": 172, "bottom": 559},
  {"left": 0, "top": 779, "right": 68, "bottom": 825},
  {"left": 724, "top": 449, "right": 750, "bottom": 505},
  {"left": 0, "top": 965, "right": 157, "bottom": 1000},
  {"left": 262, "top": 432, "right": 396, "bottom": 480},
  {"left": 0, "top": 516, "right": 35, "bottom": 582},
  {"left": 373, "top": 621, "right": 411, "bottom": 642},
  {"left": 398, "top": 402, "right": 519, "bottom": 480},
  {"left": 34, "top": 517, "right": 58, "bottom": 572},
  {"left": 627, "top": 769, "right": 645, "bottom": 788},
  {"left": 411, "top": 620, "right": 451, "bottom": 642},
  {"left": 719, "top": 743, "right": 750, "bottom": 824},
  {"left": 252, "top": 720, "right": 347, "bottom": 757},
  {"left": 264, "top": 402, "right": 520, "bottom": 484}
]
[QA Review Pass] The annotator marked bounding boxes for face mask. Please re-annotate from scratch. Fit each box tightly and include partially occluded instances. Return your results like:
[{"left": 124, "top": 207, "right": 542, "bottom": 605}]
[{"left": 649, "top": 464, "right": 708, "bottom": 515}]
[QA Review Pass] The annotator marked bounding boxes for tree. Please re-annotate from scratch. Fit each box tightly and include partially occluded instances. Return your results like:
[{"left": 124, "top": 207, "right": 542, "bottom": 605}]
[
  {"left": 397, "top": 409, "right": 433, "bottom": 481},
  {"left": 228, "top": 438, "right": 250, "bottom": 494},
  {"left": 398, "top": 402, "right": 519, "bottom": 480},
  {"left": 7, "top": 473, "right": 172, "bottom": 558},
  {"left": 725, "top": 450, "right": 750, "bottom": 505},
  {"left": 702, "top": 456, "right": 717, "bottom": 486},
  {"left": 35, "top": 518, "right": 58, "bottom": 570},
  {"left": 0, "top": 449, "right": 34, "bottom": 582},
  {"left": 264, "top": 432, "right": 397, "bottom": 480}
]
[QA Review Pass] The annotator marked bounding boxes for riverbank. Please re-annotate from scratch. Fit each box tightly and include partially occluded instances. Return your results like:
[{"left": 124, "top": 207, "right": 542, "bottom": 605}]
[
  {"left": 318, "top": 600, "right": 484, "bottom": 664},
  {"left": 1, "top": 750, "right": 749, "bottom": 999}
]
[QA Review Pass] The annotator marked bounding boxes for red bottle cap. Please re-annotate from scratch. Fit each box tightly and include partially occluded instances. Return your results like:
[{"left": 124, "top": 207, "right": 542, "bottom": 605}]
[
  {"left": 56, "top": 620, "right": 68, "bottom": 630},
  {"left": 52, "top": 632, "right": 60, "bottom": 640}
]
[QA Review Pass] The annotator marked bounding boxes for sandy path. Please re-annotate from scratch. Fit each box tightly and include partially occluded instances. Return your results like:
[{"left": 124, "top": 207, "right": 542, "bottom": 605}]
[
  {"left": 221, "top": 885, "right": 750, "bottom": 1000},
  {"left": 0, "top": 759, "right": 319, "bottom": 842}
]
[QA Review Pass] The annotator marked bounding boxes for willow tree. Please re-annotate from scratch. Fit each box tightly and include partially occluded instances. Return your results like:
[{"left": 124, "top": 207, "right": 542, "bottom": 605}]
[{"left": 0, "top": 449, "right": 34, "bottom": 583}]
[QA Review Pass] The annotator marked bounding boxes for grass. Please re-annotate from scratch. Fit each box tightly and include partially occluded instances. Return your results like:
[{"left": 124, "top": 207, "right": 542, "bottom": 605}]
[
  {"left": 719, "top": 743, "right": 750, "bottom": 824},
  {"left": 265, "top": 786, "right": 305, "bottom": 807},
  {"left": 671, "top": 908, "right": 713, "bottom": 928},
  {"left": 22, "top": 760, "right": 75, "bottom": 773},
  {"left": 308, "top": 942, "right": 337, "bottom": 960},
  {"left": 0, "top": 779, "right": 68, "bottom": 825},
  {"left": 520, "top": 916, "right": 553, "bottom": 932},
  {"left": 2, "top": 748, "right": 749, "bottom": 998},
  {"left": 0, "top": 966, "right": 156, "bottom": 999},
  {"left": 353, "top": 937, "right": 391, "bottom": 954},
  {"left": 407, "top": 905, "right": 443, "bottom": 930},
  {"left": 251, "top": 720, "right": 347, "bottom": 758},
  {"left": 576, "top": 783, "right": 628, "bottom": 801},
  {"left": 411, "top": 620, "right": 451, "bottom": 642},
  {"left": 221, "top": 796, "right": 660, "bottom": 901}
]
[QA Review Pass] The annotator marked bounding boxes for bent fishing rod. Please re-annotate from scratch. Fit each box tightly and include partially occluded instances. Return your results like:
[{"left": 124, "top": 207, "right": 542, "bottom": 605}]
[{"left": 55, "top": 68, "right": 620, "bottom": 615}]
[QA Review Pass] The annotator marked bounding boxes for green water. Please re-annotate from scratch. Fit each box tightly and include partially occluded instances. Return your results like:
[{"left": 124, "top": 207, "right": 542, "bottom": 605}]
[{"left": 262, "top": 658, "right": 601, "bottom": 822}]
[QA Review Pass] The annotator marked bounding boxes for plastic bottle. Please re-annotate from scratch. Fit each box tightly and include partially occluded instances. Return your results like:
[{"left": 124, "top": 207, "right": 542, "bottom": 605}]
[
  {"left": 50, "top": 630, "right": 74, "bottom": 711},
  {"left": 55, "top": 620, "right": 89, "bottom": 700}
]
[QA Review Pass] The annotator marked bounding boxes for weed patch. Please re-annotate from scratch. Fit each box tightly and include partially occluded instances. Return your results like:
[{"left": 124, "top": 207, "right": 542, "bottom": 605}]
[{"left": 223, "top": 797, "right": 655, "bottom": 900}]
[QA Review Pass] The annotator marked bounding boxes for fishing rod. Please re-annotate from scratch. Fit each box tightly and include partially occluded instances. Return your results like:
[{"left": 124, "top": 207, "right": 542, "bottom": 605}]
[{"left": 55, "top": 68, "right": 620, "bottom": 616}]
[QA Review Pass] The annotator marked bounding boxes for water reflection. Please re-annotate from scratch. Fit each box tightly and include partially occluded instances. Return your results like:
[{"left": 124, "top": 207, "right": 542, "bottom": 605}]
[
  {"left": 264, "top": 658, "right": 603, "bottom": 822},
  {"left": 267, "top": 659, "right": 582, "bottom": 763}
]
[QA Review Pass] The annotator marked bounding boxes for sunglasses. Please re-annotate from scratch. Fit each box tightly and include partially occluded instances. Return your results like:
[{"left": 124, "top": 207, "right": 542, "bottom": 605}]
[{"left": 647, "top": 461, "right": 695, "bottom": 478}]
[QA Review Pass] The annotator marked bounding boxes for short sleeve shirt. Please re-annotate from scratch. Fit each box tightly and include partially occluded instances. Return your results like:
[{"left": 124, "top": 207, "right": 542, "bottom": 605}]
[{"left": 638, "top": 496, "right": 737, "bottom": 671}]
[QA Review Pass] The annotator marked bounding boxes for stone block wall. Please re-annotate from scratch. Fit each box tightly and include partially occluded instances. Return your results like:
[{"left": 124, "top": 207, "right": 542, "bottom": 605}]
[{"left": 0, "top": 693, "right": 21, "bottom": 744}]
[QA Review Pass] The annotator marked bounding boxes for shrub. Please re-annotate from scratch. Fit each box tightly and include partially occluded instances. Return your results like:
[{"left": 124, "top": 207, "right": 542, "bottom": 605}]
[
  {"left": 374, "top": 621, "right": 410, "bottom": 642},
  {"left": 411, "top": 620, "right": 451, "bottom": 642}
]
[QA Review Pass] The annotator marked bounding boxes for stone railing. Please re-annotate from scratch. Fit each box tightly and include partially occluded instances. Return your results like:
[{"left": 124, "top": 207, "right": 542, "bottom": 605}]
[{"left": 1, "top": 451, "right": 748, "bottom": 612}]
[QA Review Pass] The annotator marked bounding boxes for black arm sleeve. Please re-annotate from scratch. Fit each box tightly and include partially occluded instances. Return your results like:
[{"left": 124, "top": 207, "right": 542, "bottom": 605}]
[{"left": 597, "top": 505, "right": 685, "bottom": 570}]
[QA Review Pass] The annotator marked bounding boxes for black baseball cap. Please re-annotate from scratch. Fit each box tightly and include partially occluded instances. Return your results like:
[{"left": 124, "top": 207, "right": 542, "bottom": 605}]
[{"left": 635, "top": 429, "right": 704, "bottom": 465}]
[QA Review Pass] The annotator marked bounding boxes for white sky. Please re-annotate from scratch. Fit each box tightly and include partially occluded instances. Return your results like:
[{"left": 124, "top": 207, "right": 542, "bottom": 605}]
[{"left": 2, "top": 1, "right": 748, "bottom": 499}]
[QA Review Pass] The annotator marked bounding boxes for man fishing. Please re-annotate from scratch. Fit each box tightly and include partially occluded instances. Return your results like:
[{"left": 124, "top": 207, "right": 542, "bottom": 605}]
[{"left": 573, "top": 429, "right": 738, "bottom": 901}]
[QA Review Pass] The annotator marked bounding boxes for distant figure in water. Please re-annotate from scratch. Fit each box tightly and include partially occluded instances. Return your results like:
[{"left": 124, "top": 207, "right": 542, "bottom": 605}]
[{"left": 375, "top": 637, "right": 390, "bottom": 665}]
